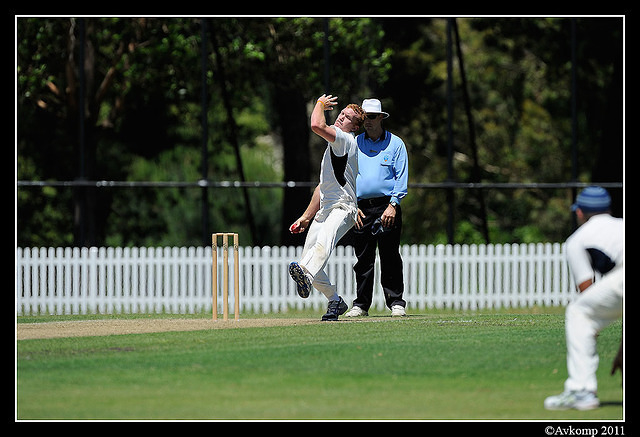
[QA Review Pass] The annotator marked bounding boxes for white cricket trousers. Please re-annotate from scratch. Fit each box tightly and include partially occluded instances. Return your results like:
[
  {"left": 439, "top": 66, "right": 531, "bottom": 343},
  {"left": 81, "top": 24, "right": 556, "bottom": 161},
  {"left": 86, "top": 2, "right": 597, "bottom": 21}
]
[
  {"left": 564, "top": 264, "right": 624, "bottom": 393},
  {"left": 299, "top": 206, "right": 354, "bottom": 299}
]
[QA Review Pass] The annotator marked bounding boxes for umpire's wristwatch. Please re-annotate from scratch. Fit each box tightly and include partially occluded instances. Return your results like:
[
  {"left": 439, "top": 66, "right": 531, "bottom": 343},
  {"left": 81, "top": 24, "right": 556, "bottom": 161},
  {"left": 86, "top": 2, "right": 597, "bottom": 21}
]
[{"left": 389, "top": 201, "right": 398, "bottom": 209}]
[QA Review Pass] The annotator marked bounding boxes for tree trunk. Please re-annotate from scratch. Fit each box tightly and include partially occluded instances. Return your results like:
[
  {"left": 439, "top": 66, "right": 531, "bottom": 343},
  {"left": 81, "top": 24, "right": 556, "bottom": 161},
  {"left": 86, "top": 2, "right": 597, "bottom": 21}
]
[{"left": 274, "top": 84, "right": 312, "bottom": 246}]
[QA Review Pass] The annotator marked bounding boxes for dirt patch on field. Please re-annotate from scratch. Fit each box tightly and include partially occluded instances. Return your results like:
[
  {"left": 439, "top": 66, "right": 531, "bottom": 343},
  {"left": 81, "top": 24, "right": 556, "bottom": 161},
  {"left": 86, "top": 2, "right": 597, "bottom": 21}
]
[{"left": 16, "top": 318, "right": 323, "bottom": 340}]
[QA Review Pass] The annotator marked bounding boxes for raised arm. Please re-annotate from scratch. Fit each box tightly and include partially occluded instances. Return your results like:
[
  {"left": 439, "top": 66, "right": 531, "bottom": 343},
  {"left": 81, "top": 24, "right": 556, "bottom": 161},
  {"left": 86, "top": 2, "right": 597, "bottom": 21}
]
[{"left": 310, "top": 94, "right": 338, "bottom": 143}]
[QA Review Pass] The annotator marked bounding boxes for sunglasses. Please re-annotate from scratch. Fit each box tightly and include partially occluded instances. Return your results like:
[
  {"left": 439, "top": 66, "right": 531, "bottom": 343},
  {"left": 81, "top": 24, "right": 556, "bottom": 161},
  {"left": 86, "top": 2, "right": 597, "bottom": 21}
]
[{"left": 366, "top": 114, "right": 380, "bottom": 120}]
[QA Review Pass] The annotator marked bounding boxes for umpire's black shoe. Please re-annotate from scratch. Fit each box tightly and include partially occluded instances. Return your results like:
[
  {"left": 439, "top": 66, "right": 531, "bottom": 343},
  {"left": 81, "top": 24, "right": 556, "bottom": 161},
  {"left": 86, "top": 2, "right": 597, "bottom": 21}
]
[{"left": 321, "top": 297, "right": 348, "bottom": 321}]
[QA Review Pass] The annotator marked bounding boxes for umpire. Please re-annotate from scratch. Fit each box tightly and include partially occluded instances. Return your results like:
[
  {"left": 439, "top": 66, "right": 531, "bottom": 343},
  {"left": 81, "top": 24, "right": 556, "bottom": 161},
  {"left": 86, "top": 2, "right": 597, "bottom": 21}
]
[{"left": 345, "top": 99, "right": 409, "bottom": 317}]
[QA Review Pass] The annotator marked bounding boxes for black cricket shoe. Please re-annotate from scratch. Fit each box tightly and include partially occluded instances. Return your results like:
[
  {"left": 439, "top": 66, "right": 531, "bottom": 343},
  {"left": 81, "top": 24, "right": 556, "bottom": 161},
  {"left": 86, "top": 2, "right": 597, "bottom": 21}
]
[
  {"left": 321, "top": 297, "right": 348, "bottom": 321},
  {"left": 289, "top": 262, "right": 312, "bottom": 298}
]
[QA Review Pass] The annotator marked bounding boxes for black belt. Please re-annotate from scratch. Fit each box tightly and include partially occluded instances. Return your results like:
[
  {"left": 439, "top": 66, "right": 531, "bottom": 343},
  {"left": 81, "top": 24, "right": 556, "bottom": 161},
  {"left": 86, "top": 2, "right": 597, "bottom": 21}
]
[{"left": 358, "top": 196, "right": 391, "bottom": 208}]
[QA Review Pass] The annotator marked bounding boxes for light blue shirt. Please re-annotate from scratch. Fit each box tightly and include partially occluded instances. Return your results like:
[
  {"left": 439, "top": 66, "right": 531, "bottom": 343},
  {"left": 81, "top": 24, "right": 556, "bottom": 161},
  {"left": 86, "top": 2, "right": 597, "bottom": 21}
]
[{"left": 355, "top": 129, "right": 408, "bottom": 205}]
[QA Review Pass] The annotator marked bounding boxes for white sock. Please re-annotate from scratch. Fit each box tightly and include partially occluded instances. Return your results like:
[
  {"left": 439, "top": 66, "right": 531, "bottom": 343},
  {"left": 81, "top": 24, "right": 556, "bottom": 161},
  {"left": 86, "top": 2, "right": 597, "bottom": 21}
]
[{"left": 325, "top": 292, "right": 340, "bottom": 302}]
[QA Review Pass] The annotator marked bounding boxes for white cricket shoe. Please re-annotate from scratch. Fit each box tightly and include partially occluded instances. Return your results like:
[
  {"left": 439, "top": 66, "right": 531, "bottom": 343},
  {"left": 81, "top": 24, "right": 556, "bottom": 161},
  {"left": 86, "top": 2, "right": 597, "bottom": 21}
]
[
  {"left": 391, "top": 305, "right": 406, "bottom": 317},
  {"left": 544, "top": 390, "right": 600, "bottom": 411},
  {"left": 345, "top": 306, "right": 368, "bottom": 317}
]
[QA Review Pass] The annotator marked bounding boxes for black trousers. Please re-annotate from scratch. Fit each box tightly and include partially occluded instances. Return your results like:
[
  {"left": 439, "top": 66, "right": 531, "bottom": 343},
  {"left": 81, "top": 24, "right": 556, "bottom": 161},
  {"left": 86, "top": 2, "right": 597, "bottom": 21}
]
[{"left": 350, "top": 197, "right": 405, "bottom": 311}]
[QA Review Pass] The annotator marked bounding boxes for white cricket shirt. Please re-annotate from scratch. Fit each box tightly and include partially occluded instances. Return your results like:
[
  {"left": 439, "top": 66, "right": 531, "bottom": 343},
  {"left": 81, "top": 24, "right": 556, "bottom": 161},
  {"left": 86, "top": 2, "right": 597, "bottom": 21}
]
[
  {"left": 316, "top": 126, "right": 359, "bottom": 222},
  {"left": 565, "top": 214, "right": 624, "bottom": 286}
]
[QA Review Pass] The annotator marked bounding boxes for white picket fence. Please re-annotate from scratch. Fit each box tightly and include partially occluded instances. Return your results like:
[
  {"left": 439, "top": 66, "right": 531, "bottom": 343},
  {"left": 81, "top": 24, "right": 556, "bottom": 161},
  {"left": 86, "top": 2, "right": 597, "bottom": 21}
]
[{"left": 15, "top": 243, "right": 576, "bottom": 316}]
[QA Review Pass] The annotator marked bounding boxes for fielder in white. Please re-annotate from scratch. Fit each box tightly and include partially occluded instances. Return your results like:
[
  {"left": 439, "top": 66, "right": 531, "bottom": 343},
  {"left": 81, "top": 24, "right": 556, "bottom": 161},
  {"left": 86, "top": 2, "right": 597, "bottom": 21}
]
[
  {"left": 544, "top": 186, "right": 624, "bottom": 410},
  {"left": 288, "top": 94, "right": 366, "bottom": 321}
]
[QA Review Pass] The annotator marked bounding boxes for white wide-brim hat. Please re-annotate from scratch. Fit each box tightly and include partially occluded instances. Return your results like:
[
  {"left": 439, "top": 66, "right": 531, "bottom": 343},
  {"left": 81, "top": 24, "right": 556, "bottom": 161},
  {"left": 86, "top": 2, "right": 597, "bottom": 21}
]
[{"left": 361, "top": 98, "right": 389, "bottom": 119}]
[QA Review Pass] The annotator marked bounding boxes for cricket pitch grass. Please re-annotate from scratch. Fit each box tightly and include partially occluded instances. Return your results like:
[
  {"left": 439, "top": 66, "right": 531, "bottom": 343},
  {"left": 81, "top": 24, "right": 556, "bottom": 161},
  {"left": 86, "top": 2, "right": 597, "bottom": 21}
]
[{"left": 16, "top": 310, "right": 623, "bottom": 422}]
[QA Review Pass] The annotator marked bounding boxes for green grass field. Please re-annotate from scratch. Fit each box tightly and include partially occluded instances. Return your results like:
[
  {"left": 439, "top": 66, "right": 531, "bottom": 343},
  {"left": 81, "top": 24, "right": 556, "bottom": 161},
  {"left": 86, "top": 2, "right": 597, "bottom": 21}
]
[{"left": 16, "top": 310, "right": 623, "bottom": 421}]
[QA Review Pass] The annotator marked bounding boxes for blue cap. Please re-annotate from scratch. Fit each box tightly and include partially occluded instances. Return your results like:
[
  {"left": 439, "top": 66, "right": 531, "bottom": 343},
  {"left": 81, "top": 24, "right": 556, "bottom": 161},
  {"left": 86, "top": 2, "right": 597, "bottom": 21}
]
[{"left": 571, "top": 186, "right": 611, "bottom": 213}]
